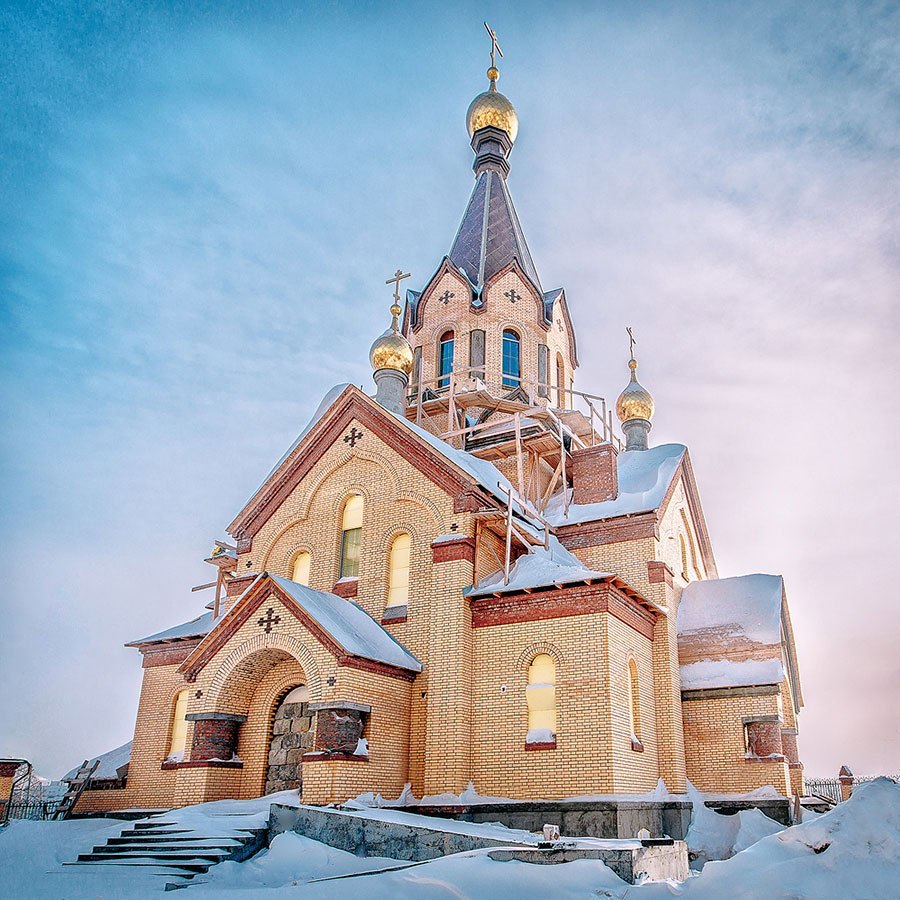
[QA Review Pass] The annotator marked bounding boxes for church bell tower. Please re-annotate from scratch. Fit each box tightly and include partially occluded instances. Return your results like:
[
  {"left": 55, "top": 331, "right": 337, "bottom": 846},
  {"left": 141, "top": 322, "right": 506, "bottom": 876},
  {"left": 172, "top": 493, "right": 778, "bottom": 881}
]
[{"left": 402, "top": 26, "right": 579, "bottom": 412}]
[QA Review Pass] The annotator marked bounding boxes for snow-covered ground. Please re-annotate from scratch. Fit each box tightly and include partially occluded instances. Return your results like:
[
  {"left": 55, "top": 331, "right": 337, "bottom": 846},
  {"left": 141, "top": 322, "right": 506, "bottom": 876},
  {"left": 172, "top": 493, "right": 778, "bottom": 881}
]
[{"left": 1, "top": 778, "right": 897, "bottom": 899}]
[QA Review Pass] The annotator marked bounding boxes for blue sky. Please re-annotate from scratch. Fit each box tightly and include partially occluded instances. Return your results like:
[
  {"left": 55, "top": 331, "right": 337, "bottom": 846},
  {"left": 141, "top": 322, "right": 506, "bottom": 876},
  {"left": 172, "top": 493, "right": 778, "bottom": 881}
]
[{"left": 1, "top": 1, "right": 898, "bottom": 779}]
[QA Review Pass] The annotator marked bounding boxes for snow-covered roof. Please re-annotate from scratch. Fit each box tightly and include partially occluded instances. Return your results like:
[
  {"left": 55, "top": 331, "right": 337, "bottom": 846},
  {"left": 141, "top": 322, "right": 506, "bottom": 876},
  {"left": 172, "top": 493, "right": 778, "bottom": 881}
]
[
  {"left": 385, "top": 407, "right": 517, "bottom": 510},
  {"left": 270, "top": 576, "right": 422, "bottom": 673},
  {"left": 544, "top": 443, "right": 686, "bottom": 525},
  {"left": 678, "top": 574, "right": 786, "bottom": 690},
  {"left": 127, "top": 609, "right": 224, "bottom": 646},
  {"left": 679, "top": 658, "right": 784, "bottom": 691},
  {"left": 678, "top": 574, "right": 784, "bottom": 645},
  {"left": 63, "top": 741, "right": 132, "bottom": 782},
  {"left": 466, "top": 538, "right": 611, "bottom": 598}
]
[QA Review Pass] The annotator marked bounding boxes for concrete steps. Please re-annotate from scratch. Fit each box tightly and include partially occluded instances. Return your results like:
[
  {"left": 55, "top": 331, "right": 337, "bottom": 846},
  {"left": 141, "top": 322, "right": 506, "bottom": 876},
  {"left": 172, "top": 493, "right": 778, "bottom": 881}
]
[{"left": 65, "top": 815, "right": 268, "bottom": 883}]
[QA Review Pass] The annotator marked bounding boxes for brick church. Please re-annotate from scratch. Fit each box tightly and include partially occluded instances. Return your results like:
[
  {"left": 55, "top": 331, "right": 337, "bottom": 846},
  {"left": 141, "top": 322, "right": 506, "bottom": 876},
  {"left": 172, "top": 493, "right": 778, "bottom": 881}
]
[{"left": 71, "top": 53, "right": 804, "bottom": 815}]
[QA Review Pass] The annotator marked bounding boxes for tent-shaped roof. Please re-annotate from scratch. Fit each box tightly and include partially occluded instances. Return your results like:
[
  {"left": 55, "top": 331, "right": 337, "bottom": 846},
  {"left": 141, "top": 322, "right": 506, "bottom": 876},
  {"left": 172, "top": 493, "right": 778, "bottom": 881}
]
[{"left": 448, "top": 169, "right": 542, "bottom": 297}]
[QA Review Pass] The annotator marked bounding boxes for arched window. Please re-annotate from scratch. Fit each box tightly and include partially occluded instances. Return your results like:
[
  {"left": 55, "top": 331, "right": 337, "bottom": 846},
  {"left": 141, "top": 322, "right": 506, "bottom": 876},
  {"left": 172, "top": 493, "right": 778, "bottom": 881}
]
[
  {"left": 339, "top": 495, "right": 364, "bottom": 579},
  {"left": 438, "top": 330, "right": 454, "bottom": 390},
  {"left": 628, "top": 659, "right": 642, "bottom": 747},
  {"left": 168, "top": 690, "right": 190, "bottom": 759},
  {"left": 526, "top": 653, "right": 557, "bottom": 744},
  {"left": 556, "top": 353, "right": 566, "bottom": 408},
  {"left": 502, "top": 329, "right": 521, "bottom": 388},
  {"left": 282, "top": 684, "right": 310, "bottom": 705},
  {"left": 292, "top": 551, "right": 311, "bottom": 586},
  {"left": 386, "top": 533, "right": 411, "bottom": 609}
]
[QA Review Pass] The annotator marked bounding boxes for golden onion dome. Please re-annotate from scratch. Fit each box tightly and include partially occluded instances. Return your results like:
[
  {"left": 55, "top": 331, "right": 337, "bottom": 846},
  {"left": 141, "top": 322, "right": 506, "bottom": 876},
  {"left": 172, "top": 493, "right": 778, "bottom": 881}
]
[
  {"left": 466, "top": 76, "right": 518, "bottom": 143},
  {"left": 369, "top": 303, "right": 413, "bottom": 375},
  {"left": 616, "top": 359, "right": 655, "bottom": 423}
]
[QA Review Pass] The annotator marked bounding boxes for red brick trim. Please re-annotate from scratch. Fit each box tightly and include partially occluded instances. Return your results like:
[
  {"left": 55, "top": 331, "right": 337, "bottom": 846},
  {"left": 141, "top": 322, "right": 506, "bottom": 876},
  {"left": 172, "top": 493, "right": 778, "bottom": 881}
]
[
  {"left": 525, "top": 741, "right": 557, "bottom": 751},
  {"left": 139, "top": 642, "right": 200, "bottom": 668},
  {"left": 160, "top": 759, "right": 243, "bottom": 770},
  {"left": 301, "top": 752, "right": 369, "bottom": 763},
  {"left": 557, "top": 512, "right": 659, "bottom": 549},
  {"left": 472, "top": 582, "right": 656, "bottom": 639},
  {"left": 338, "top": 654, "right": 419, "bottom": 682},
  {"left": 229, "top": 388, "right": 496, "bottom": 540},
  {"left": 432, "top": 536, "right": 476, "bottom": 564},
  {"left": 381, "top": 614, "right": 408, "bottom": 625},
  {"left": 647, "top": 561, "right": 674, "bottom": 588},
  {"left": 332, "top": 579, "right": 359, "bottom": 598},
  {"left": 0, "top": 762, "right": 20, "bottom": 777},
  {"left": 179, "top": 575, "right": 418, "bottom": 683}
]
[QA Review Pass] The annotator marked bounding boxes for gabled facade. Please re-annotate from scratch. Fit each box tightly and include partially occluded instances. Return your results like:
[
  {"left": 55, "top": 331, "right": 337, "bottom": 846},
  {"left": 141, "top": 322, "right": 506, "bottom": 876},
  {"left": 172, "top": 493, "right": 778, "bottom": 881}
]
[{"left": 69, "top": 60, "right": 805, "bottom": 814}]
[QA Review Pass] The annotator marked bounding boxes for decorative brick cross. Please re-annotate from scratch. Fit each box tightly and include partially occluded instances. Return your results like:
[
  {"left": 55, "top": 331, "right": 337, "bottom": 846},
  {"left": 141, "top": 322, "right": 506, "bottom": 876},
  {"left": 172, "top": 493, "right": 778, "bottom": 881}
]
[
  {"left": 343, "top": 427, "right": 363, "bottom": 448},
  {"left": 194, "top": 690, "right": 203, "bottom": 699},
  {"left": 504, "top": 288, "right": 521, "bottom": 304},
  {"left": 326, "top": 676, "right": 336, "bottom": 686},
  {"left": 257, "top": 608, "right": 281, "bottom": 633},
  {"left": 438, "top": 290, "right": 455, "bottom": 305}
]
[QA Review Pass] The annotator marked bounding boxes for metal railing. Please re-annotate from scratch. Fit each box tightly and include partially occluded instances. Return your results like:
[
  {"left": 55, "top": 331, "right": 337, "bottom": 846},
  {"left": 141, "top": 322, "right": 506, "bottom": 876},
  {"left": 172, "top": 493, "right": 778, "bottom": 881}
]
[{"left": 2, "top": 801, "right": 62, "bottom": 821}]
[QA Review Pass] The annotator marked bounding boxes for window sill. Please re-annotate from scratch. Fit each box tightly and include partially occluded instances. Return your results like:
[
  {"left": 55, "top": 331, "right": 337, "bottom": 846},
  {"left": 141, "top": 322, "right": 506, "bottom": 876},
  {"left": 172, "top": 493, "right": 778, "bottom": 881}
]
[
  {"left": 524, "top": 740, "right": 557, "bottom": 751},
  {"left": 332, "top": 579, "right": 359, "bottom": 598},
  {"left": 631, "top": 737, "right": 645, "bottom": 753},
  {"left": 743, "top": 753, "right": 786, "bottom": 763},
  {"left": 382, "top": 605, "right": 408, "bottom": 624}
]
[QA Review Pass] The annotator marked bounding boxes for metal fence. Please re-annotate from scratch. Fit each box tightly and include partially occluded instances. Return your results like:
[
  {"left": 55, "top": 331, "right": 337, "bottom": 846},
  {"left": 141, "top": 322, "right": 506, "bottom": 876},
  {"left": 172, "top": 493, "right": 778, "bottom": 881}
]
[
  {"left": 2, "top": 801, "right": 62, "bottom": 821},
  {"left": 805, "top": 774, "right": 899, "bottom": 805}
]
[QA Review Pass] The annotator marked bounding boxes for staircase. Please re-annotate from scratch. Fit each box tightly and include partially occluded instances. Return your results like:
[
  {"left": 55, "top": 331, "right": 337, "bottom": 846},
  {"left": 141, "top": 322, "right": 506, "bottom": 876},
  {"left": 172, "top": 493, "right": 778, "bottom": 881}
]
[{"left": 64, "top": 812, "right": 268, "bottom": 885}]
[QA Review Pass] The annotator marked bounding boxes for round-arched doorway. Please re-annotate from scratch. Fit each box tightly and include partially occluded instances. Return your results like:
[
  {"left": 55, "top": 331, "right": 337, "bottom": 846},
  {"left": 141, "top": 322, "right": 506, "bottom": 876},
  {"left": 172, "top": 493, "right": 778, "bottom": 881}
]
[{"left": 265, "top": 684, "right": 312, "bottom": 795}]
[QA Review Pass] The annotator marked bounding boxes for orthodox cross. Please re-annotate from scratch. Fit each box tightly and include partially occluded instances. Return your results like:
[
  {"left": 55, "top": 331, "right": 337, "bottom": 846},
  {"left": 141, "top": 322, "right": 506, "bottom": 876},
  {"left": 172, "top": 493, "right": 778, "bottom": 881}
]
[
  {"left": 438, "top": 290, "right": 455, "bottom": 305},
  {"left": 484, "top": 21, "right": 504, "bottom": 68},
  {"left": 343, "top": 427, "right": 363, "bottom": 448},
  {"left": 504, "top": 288, "right": 520, "bottom": 304},
  {"left": 626, "top": 326, "right": 637, "bottom": 361},
  {"left": 385, "top": 269, "right": 411, "bottom": 307},
  {"left": 257, "top": 607, "right": 281, "bottom": 634}
]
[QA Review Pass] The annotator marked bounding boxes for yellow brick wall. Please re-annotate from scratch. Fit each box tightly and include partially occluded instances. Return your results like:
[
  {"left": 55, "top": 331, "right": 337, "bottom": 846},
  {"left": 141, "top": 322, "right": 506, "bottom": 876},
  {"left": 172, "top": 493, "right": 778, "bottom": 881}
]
[
  {"left": 471, "top": 614, "right": 608, "bottom": 797},
  {"left": 682, "top": 691, "right": 790, "bottom": 794},
  {"left": 409, "top": 270, "right": 576, "bottom": 403},
  {"left": 606, "top": 615, "right": 660, "bottom": 792}
]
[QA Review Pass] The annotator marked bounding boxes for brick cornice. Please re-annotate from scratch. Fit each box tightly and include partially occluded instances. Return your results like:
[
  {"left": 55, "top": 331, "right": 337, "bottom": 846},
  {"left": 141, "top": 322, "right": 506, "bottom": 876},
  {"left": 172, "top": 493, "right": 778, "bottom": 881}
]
[
  {"left": 432, "top": 536, "right": 476, "bottom": 564},
  {"left": 472, "top": 581, "right": 657, "bottom": 639},
  {"left": 556, "top": 512, "right": 659, "bottom": 549},
  {"left": 647, "top": 560, "right": 675, "bottom": 588},
  {"left": 139, "top": 641, "right": 202, "bottom": 668},
  {"left": 178, "top": 574, "right": 418, "bottom": 683},
  {"left": 161, "top": 759, "right": 243, "bottom": 771},
  {"left": 228, "top": 387, "right": 496, "bottom": 542}
]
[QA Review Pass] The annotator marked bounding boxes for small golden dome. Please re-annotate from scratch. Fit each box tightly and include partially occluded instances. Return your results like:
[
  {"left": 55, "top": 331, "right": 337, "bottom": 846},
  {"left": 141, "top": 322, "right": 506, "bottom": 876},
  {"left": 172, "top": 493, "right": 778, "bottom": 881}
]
[
  {"left": 467, "top": 86, "right": 518, "bottom": 142},
  {"left": 370, "top": 327, "right": 413, "bottom": 375},
  {"left": 616, "top": 359, "right": 655, "bottom": 423}
]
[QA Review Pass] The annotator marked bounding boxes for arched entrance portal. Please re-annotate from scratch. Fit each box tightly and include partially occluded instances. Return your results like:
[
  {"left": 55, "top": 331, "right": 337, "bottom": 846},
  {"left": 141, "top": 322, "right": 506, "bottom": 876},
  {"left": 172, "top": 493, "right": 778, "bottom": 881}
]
[{"left": 265, "top": 684, "right": 312, "bottom": 795}]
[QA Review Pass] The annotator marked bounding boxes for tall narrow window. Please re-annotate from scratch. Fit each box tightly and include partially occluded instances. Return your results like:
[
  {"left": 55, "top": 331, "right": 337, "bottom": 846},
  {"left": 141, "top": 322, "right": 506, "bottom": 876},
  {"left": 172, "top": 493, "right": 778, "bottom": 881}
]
[
  {"left": 386, "top": 533, "right": 411, "bottom": 609},
  {"left": 502, "top": 329, "right": 521, "bottom": 388},
  {"left": 628, "top": 659, "right": 643, "bottom": 750},
  {"left": 339, "top": 495, "right": 364, "bottom": 579},
  {"left": 438, "top": 330, "right": 454, "bottom": 390},
  {"left": 556, "top": 353, "right": 566, "bottom": 408},
  {"left": 168, "top": 690, "right": 190, "bottom": 759},
  {"left": 679, "top": 534, "right": 689, "bottom": 581},
  {"left": 526, "top": 653, "right": 557, "bottom": 745},
  {"left": 292, "top": 551, "right": 311, "bottom": 586}
]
